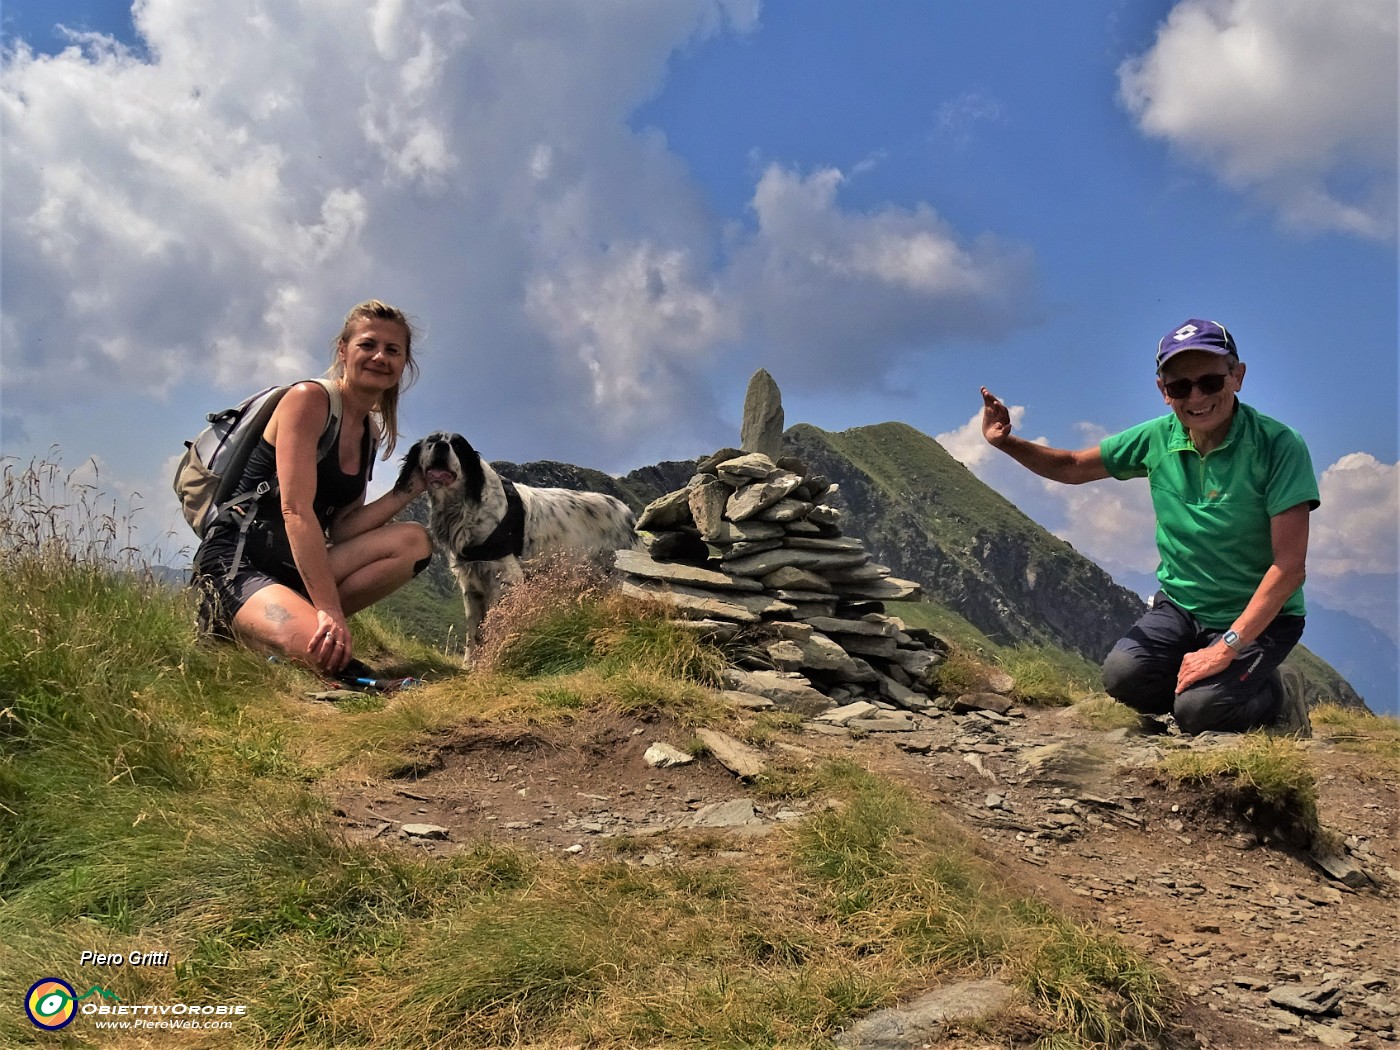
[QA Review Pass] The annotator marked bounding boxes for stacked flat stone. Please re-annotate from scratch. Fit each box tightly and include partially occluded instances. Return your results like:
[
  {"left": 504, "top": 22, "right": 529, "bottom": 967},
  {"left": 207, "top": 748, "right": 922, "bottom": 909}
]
[{"left": 613, "top": 447, "right": 946, "bottom": 716}]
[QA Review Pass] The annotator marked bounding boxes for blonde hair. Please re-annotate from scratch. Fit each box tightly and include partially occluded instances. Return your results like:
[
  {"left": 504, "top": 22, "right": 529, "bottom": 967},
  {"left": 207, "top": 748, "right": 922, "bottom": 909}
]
[{"left": 324, "top": 299, "right": 418, "bottom": 459}]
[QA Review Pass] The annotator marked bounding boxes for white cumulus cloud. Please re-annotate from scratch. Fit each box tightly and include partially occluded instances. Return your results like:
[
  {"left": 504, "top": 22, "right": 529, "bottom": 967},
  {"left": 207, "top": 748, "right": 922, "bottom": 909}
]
[
  {"left": 1049, "top": 475, "right": 1158, "bottom": 577},
  {"left": 524, "top": 240, "right": 735, "bottom": 443},
  {"left": 1311, "top": 452, "right": 1400, "bottom": 577},
  {"left": 1119, "top": 0, "right": 1397, "bottom": 239},
  {"left": 2, "top": 0, "right": 1042, "bottom": 477},
  {"left": 725, "top": 164, "right": 1040, "bottom": 388},
  {"left": 0, "top": 0, "right": 759, "bottom": 467}
]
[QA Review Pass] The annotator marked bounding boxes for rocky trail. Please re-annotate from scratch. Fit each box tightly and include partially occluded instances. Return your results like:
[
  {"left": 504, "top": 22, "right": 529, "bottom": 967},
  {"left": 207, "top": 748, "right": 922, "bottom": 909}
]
[{"left": 331, "top": 697, "right": 1398, "bottom": 1050}]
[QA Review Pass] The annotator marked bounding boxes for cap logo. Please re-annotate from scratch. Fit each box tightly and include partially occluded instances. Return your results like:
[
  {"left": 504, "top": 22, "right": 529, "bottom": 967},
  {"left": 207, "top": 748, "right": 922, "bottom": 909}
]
[{"left": 1171, "top": 324, "right": 1199, "bottom": 343}]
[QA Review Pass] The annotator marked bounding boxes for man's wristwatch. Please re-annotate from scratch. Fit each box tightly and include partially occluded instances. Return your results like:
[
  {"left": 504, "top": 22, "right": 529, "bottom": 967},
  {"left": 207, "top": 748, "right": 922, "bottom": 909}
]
[{"left": 1221, "top": 630, "right": 1243, "bottom": 652}]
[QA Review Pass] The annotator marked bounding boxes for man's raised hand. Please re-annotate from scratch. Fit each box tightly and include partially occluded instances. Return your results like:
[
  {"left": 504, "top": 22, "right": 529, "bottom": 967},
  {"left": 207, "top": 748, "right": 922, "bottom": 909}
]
[{"left": 981, "top": 387, "right": 1012, "bottom": 447}]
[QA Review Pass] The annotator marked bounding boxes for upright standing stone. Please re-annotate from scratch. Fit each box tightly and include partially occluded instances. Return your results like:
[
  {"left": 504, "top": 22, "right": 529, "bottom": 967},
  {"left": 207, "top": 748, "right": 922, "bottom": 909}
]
[{"left": 740, "top": 369, "right": 784, "bottom": 460}]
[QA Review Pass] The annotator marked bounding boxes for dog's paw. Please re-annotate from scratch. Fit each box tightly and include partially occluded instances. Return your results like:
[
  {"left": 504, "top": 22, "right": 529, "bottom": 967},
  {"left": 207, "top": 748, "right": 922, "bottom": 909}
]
[{"left": 393, "top": 440, "right": 424, "bottom": 494}]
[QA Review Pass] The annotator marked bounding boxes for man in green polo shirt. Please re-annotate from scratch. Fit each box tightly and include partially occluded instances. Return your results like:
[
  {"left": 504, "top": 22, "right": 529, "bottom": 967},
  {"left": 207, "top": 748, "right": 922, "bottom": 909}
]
[{"left": 979, "top": 318, "right": 1319, "bottom": 735}]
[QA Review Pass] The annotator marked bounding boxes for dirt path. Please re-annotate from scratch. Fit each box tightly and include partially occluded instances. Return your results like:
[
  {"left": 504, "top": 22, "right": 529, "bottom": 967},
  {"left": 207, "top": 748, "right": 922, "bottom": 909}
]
[{"left": 331, "top": 701, "right": 1399, "bottom": 1049}]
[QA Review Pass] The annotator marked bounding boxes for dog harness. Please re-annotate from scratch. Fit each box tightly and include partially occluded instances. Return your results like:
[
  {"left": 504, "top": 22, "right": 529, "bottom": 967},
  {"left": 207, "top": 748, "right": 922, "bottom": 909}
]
[{"left": 456, "top": 479, "right": 526, "bottom": 561}]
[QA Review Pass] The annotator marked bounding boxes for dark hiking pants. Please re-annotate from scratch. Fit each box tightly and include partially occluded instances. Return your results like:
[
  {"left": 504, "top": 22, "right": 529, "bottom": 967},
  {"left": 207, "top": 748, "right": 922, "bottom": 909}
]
[{"left": 1101, "top": 592, "right": 1304, "bottom": 734}]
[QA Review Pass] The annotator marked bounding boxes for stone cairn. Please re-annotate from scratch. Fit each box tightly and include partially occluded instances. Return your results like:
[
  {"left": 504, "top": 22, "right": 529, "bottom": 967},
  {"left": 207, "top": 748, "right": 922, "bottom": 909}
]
[{"left": 612, "top": 369, "right": 948, "bottom": 723}]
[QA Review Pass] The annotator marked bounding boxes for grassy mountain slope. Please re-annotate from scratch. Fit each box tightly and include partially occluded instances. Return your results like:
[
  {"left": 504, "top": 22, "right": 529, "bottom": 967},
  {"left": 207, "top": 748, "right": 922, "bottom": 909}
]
[{"left": 782, "top": 421, "right": 1146, "bottom": 663}]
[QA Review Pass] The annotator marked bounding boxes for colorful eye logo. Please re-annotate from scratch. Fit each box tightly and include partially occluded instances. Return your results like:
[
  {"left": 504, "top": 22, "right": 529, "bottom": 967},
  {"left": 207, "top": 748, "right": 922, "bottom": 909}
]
[{"left": 26, "top": 978, "right": 77, "bottom": 1030}]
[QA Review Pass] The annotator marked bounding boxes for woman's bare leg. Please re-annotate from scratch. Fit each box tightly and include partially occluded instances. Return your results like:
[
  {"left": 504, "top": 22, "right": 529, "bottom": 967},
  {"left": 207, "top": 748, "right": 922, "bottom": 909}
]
[
  {"left": 231, "top": 522, "right": 432, "bottom": 670},
  {"left": 329, "top": 522, "right": 433, "bottom": 614}
]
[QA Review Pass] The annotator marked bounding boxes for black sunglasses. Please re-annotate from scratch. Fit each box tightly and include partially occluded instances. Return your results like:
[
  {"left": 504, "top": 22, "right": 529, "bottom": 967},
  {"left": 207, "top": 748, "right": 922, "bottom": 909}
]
[{"left": 1163, "top": 372, "right": 1230, "bottom": 399}]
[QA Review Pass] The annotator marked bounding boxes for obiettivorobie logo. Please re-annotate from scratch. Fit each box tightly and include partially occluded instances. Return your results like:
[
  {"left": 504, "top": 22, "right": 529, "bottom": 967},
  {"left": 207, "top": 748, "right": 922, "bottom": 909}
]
[
  {"left": 24, "top": 975, "right": 248, "bottom": 1033},
  {"left": 25, "top": 978, "right": 121, "bottom": 1030}
]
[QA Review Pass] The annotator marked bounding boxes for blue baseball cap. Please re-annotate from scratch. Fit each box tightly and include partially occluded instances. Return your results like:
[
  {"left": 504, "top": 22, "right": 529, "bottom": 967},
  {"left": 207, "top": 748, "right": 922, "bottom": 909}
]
[{"left": 1156, "top": 319, "right": 1237, "bottom": 371}]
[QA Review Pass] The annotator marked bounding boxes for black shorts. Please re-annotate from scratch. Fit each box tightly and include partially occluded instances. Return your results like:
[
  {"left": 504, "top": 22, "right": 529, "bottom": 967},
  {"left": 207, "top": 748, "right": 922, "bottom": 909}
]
[{"left": 191, "top": 522, "right": 310, "bottom": 639}]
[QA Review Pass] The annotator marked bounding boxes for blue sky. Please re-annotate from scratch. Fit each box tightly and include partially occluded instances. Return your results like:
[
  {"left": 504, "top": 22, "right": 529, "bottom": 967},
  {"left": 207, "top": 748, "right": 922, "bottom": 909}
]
[{"left": 2, "top": 1, "right": 1396, "bottom": 706}]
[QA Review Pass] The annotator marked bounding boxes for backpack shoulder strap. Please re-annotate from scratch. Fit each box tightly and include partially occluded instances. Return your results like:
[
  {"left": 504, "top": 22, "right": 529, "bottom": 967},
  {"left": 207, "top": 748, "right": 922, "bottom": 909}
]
[
  {"left": 311, "top": 376, "right": 380, "bottom": 482},
  {"left": 309, "top": 378, "right": 342, "bottom": 458},
  {"left": 207, "top": 379, "right": 341, "bottom": 533}
]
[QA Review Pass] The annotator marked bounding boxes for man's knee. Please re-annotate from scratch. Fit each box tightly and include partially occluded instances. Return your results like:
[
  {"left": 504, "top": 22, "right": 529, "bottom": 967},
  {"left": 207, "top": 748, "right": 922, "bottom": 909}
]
[
  {"left": 1172, "top": 687, "right": 1228, "bottom": 735},
  {"left": 1102, "top": 647, "right": 1146, "bottom": 701},
  {"left": 1174, "top": 681, "right": 1275, "bottom": 735},
  {"left": 1100, "top": 645, "right": 1174, "bottom": 715}
]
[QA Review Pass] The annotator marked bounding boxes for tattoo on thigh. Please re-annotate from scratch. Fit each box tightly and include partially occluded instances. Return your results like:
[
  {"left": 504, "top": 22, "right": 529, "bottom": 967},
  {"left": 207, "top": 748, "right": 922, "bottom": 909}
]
[{"left": 265, "top": 602, "right": 292, "bottom": 625}]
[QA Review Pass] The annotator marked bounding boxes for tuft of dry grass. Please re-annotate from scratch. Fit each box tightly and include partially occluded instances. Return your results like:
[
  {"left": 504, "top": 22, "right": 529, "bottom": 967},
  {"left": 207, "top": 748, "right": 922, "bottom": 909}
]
[
  {"left": 1, "top": 455, "right": 146, "bottom": 569},
  {"left": 1311, "top": 703, "right": 1400, "bottom": 768},
  {"left": 473, "top": 553, "right": 612, "bottom": 675},
  {"left": 474, "top": 552, "right": 727, "bottom": 687},
  {"left": 1070, "top": 695, "right": 1145, "bottom": 731},
  {"left": 933, "top": 646, "right": 1003, "bottom": 697}
]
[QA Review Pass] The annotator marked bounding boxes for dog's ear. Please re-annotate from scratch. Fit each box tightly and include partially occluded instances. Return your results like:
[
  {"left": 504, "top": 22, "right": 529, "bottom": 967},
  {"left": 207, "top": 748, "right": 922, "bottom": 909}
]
[
  {"left": 394, "top": 440, "right": 424, "bottom": 493},
  {"left": 449, "top": 434, "right": 487, "bottom": 504}
]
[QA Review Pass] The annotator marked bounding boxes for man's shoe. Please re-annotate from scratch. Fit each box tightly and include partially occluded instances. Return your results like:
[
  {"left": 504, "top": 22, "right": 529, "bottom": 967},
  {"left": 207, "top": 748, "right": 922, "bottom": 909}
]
[{"left": 1270, "top": 666, "right": 1312, "bottom": 738}]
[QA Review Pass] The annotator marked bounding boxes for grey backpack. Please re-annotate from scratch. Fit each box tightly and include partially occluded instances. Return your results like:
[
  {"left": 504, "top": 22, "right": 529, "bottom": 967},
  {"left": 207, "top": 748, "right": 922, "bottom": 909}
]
[{"left": 173, "top": 378, "right": 341, "bottom": 539}]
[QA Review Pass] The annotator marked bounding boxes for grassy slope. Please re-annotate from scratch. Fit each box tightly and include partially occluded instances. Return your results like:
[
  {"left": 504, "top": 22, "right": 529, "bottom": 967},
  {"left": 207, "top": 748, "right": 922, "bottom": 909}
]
[
  {"left": 789, "top": 421, "right": 1058, "bottom": 558},
  {"left": 1, "top": 516, "right": 1172, "bottom": 1049},
  {"left": 375, "top": 570, "right": 468, "bottom": 651}
]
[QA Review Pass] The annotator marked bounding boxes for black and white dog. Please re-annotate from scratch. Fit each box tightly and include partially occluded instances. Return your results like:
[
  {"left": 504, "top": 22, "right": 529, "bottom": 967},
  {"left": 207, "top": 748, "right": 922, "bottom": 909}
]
[{"left": 396, "top": 431, "right": 641, "bottom": 661}]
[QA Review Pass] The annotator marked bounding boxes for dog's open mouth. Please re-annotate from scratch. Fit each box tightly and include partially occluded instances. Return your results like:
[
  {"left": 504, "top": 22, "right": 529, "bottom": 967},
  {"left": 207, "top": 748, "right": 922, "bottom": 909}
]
[{"left": 425, "top": 468, "right": 457, "bottom": 487}]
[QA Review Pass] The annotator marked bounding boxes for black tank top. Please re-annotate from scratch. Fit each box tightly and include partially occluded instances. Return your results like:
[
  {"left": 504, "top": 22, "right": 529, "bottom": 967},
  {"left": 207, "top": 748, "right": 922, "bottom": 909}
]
[{"left": 241, "top": 419, "right": 372, "bottom": 532}]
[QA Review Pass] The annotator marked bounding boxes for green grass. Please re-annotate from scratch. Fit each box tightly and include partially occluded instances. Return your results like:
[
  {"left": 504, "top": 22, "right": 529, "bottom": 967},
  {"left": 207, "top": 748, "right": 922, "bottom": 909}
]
[
  {"left": 999, "top": 646, "right": 1100, "bottom": 706},
  {"left": 1070, "top": 695, "right": 1146, "bottom": 732},
  {"left": 931, "top": 645, "right": 1002, "bottom": 698},
  {"left": 472, "top": 554, "right": 727, "bottom": 687},
  {"left": 888, "top": 597, "right": 999, "bottom": 653},
  {"left": 0, "top": 457, "right": 1176, "bottom": 1049},
  {"left": 1159, "top": 733, "right": 1322, "bottom": 846},
  {"left": 791, "top": 763, "right": 1171, "bottom": 1044},
  {"left": 1160, "top": 734, "right": 1317, "bottom": 809},
  {"left": 371, "top": 571, "right": 469, "bottom": 652}
]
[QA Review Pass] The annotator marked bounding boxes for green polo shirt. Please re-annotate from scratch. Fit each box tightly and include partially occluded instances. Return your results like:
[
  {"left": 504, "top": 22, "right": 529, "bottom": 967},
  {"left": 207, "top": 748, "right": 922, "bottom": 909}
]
[{"left": 1099, "top": 400, "right": 1319, "bottom": 627}]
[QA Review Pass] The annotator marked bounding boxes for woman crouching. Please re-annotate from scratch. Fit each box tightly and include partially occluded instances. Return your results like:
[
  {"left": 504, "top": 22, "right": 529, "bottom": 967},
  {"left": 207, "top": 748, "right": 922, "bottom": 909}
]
[{"left": 192, "top": 300, "right": 430, "bottom": 678}]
